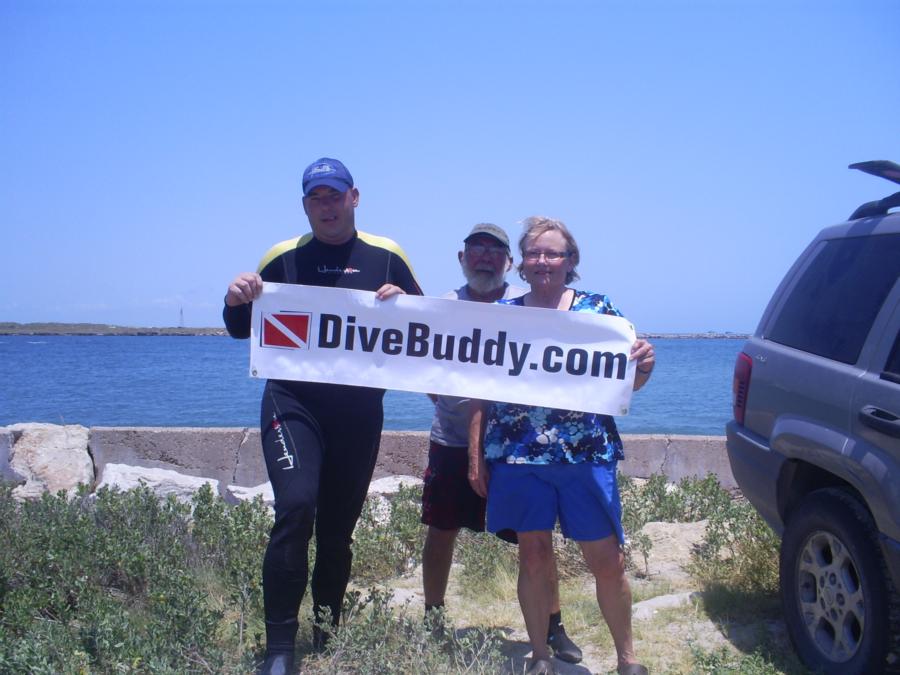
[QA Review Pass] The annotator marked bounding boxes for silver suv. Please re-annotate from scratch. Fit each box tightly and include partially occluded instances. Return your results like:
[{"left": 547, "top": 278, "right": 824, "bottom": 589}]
[{"left": 726, "top": 160, "right": 900, "bottom": 674}]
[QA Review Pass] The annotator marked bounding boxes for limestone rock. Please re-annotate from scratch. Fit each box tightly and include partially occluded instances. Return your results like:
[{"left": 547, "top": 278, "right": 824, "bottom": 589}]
[
  {"left": 8, "top": 423, "right": 93, "bottom": 499},
  {"left": 368, "top": 475, "right": 422, "bottom": 496},
  {"left": 96, "top": 463, "right": 218, "bottom": 503},
  {"left": 226, "top": 481, "right": 274, "bottom": 506},
  {"left": 632, "top": 590, "right": 701, "bottom": 621},
  {"left": 363, "top": 492, "right": 392, "bottom": 525},
  {"left": 89, "top": 426, "right": 254, "bottom": 498},
  {"left": 361, "top": 476, "right": 423, "bottom": 526},
  {"left": 0, "top": 427, "right": 26, "bottom": 484}
]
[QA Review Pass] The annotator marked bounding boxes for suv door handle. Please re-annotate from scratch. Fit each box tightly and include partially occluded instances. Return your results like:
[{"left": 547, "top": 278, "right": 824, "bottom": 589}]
[{"left": 859, "top": 405, "right": 900, "bottom": 438}]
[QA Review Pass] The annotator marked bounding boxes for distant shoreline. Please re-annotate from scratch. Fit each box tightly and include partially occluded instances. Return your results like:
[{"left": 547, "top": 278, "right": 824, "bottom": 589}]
[
  {"left": 0, "top": 322, "right": 226, "bottom": 336},
  {"left": 0, "top": 322, "right": 747, "bottom": 339},
  {"left": 640, "top": 333, "right": 748, "bottom": 340}
]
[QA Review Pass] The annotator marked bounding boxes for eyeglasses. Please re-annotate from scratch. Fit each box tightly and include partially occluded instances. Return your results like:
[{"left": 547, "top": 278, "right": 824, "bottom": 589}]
[
  {"left": 523, "top": 250, "right": 570, "bottom": 262},
  {"left": 466, "top": 243, "right": 509, "bottom": 257}
]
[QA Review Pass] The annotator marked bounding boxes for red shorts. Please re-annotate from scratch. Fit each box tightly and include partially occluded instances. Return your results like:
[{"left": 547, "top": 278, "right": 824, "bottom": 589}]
[{"left": 420, "top": 442, "right": 486, "bottom": 532}]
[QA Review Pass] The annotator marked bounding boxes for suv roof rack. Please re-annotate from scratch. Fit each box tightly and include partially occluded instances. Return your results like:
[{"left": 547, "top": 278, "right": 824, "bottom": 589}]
[{"left": 848, "top": 160, "right": 900, "bottom": 220}]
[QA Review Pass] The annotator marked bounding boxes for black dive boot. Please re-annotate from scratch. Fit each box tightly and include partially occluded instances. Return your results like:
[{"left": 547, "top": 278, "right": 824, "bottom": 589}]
[
  {"left": 547, "top": 612, "right": 582, "bottom": 664},
  {"left": 258, "top": 651, "right": 294, "bottom": 675}
]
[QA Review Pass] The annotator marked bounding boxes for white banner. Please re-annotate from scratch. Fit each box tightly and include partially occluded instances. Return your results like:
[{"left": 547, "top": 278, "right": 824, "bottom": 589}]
[{"left": 250, "top": 282, "right": 637, "bottom": 415}]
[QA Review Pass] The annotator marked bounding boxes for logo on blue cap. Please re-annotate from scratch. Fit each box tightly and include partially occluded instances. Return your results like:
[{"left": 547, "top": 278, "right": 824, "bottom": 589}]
[{"left": 302, "top": 158, "right": 354, "bottom": 196}]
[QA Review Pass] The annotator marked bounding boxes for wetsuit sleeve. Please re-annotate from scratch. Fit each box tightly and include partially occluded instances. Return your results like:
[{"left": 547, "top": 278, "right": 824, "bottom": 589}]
[
  {"left": 222, "top": 250, "right": 287, "bottom": 340},
  {"left": 223, "top": 301, "right": 252, "bottom": 339},
  {"left": 389, "top": 251, "right": 423, "bottom": 296}
]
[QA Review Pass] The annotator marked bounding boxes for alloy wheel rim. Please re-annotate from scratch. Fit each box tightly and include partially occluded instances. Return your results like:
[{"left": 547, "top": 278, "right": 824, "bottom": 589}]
[{"left": 795, "top": 529, "right": 865, "bottom": 663}]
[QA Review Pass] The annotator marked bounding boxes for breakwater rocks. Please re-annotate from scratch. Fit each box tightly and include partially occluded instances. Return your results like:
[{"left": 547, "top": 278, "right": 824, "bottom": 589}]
[{"left": 1, "top": 423, "right": 734, "bottom": 503}]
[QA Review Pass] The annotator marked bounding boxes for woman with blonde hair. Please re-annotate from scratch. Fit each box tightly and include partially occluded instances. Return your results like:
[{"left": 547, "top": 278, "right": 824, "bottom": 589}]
[{"left": 469, "top": 216, "right": 654, "bottom": 675}]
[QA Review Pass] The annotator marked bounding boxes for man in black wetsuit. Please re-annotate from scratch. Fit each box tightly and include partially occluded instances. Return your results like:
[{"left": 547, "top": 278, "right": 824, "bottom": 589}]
[{"left": 223, "top": 157, "right": 422, "bottom": 675}]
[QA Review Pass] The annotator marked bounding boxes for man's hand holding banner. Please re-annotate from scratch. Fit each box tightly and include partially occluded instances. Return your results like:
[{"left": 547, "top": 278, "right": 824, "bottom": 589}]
[{"left": 250, "top": 282, "right": 637, "bottom": 416}]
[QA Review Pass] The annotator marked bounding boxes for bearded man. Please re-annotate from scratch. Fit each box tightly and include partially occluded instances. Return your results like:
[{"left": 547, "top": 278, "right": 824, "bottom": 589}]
[{"left": 419, "top": 223, "right": 582, "bottom": 664}]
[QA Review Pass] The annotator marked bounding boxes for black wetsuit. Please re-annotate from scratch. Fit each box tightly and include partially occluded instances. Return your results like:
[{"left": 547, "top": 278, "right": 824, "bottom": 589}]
[{"left": 223, "top": 230, "right": 421, "bottom": 652}]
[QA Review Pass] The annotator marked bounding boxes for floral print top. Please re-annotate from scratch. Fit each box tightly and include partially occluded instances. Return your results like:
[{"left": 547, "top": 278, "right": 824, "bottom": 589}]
[{"left": 483, "top": 290, "right": 625, "bottom": 465}]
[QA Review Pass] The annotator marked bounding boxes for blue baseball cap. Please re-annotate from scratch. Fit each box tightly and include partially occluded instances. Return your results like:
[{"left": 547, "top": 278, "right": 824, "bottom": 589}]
[{"left": 302, "top": 157, "right": 354, "bottom": 196}]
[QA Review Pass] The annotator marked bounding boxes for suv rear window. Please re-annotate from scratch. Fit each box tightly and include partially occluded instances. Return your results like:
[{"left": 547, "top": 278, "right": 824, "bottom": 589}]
[{"left": 766, "top": 233, "right": 900, "bottom": 364}]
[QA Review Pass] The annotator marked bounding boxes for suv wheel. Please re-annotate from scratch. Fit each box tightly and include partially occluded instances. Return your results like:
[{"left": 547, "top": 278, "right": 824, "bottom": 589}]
[{"left": 780, "top": 488, "right": 893, "bottom": 674}]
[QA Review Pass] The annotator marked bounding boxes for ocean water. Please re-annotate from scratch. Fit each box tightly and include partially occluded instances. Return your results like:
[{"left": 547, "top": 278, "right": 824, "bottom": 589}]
[{"left": 0, "top": 335, "right": 743, "bottom": 435}]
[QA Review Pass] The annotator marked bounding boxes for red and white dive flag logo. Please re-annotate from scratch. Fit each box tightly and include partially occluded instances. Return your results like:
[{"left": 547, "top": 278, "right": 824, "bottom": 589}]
[{"left": 261, "top": 312, "right": 312, "bottom": 350}]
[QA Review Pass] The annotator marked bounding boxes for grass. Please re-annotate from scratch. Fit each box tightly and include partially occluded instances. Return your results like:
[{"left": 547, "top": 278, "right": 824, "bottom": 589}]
[{"left": 0, "top": 474, "right": 798, "bottom": 674}]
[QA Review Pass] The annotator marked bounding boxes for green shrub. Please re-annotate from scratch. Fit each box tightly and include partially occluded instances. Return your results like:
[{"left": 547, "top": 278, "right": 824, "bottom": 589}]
[
  {"left": 618, "top": 472, "right": 733, "bottom": 574},
  {"left": 0, "top": 483, "right": 268, "bottom": 673},
  {"left": 351, "top": 483, "right": 426, "bottom": 583},
  {"left": 689, "top": 643, "right": 808, "bottom": 675},
  {"left": 303, "top": 587, "right": 507, "bottom": 675},
  {"left": 619, "top": 472, "right": 732, "bottom": 532},
  {"left": 689, "top": 498, "right": 780, "bottom": 595},
  {"left": 191, "top": 483, "right": 271, "bottom": 649},
  {"left": 552, "top": 533, "right": 590, "bottom": 579},
  {"left": 455, "top": 529, "right": 518, "bottom": 594},
  {"left": 691, "top": 644, "right": 777, "bottom": 674},
  {"left": 0, "top": 472, "right": 781, "bottom": 674}
]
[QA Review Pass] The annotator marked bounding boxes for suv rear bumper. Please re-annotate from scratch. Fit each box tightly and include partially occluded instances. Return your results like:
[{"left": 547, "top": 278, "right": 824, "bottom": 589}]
[{"left": 726, "top": 420, "right": 786, "bottom": 535}]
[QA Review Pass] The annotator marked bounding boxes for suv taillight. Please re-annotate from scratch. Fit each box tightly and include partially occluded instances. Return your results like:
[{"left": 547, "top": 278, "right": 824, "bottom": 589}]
[{"left": 733, "top": 352, "right": 753, "bottom": 426}]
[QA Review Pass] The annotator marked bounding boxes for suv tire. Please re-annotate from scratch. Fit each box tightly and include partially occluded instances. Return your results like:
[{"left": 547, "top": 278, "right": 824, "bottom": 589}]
[{"left": 780, "top": 488, "right": 893, "bottom": 674}]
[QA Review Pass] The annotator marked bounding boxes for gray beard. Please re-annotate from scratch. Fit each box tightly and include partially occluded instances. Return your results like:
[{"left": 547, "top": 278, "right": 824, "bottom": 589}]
[{"left": 462, "top": 263, "right": 506, "bottom": 295}]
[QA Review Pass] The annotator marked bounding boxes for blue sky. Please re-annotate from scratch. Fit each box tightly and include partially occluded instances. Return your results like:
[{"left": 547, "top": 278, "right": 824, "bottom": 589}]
[{"left": 2, "top": 0, "right": 898, "bottom": 333}]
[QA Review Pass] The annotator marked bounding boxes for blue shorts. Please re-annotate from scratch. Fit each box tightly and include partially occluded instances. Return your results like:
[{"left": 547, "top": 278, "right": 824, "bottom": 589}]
[{"left": 486, "top": 461, "right": 624, "bottom": 543}]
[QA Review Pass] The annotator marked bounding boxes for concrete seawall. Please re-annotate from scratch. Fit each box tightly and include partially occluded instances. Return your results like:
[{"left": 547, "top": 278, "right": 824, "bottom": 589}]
[{"left": 85, "top": 428, "right": 735, "bottom": 494}]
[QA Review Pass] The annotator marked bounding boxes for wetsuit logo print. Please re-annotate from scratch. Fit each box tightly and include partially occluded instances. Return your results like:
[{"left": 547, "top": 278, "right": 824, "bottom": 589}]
[
  {"left": 261, "top": 311, "right": 311, "bottom": 350},
  {"left": 317, "top": 265, "right": 360, "bottom": 275},
  {"left": 271, "top": 416, "right": 295, "bottom": 470}
]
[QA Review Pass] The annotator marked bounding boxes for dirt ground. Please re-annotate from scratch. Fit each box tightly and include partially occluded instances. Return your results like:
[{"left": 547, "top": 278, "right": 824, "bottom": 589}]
[{"left": 387, "top": 520, "right": 799, "bottom": 675}]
